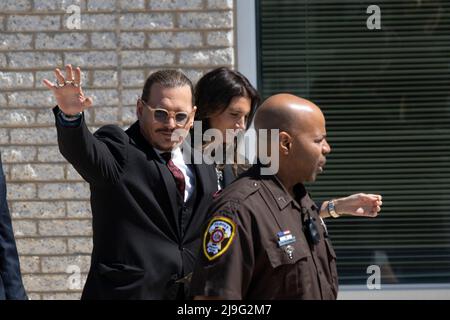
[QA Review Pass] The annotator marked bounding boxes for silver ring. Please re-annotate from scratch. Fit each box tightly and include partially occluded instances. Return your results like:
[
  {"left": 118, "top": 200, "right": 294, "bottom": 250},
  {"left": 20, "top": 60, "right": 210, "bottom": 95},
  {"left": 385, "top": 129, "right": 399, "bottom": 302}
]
[{"left": 65, "top": 80, "right": 80, "bottom": 87}]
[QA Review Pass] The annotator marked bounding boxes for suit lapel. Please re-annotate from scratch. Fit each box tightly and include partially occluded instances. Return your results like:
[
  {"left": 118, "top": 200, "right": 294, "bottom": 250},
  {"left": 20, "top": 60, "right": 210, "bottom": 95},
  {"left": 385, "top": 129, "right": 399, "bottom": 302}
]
[
  {"left": 143, "top": 160, "right": 180, "bottom": 242},
  {"left": 154, "top": 160, "right": 181, "bottom": 238},
  {"left": 182, "top": 162, "right": 217, "bottom": 241},
  {"left": 126, "top": 121, "right": 181, "bottom": 241},
  {"left": 183, "top": 143, "right": 214, "bottom": 199}
]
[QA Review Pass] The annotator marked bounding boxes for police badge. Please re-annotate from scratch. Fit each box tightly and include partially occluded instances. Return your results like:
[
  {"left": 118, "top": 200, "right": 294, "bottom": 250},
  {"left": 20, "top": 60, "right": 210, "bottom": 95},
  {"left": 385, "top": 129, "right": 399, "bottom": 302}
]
[{"left": 203, "top": 216, "right": 236, "bottom": 261}]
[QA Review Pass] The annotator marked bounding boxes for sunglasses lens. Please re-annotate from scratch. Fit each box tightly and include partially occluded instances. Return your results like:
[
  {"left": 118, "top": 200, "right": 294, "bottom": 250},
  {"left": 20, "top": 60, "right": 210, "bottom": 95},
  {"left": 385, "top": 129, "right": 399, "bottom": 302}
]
[
  {"left": 154, "top": 110, "right": 168, "bottom": 122},
  {"left": 150, "top": 106, "right": 189, "bottom": 126},
  {"left": 175, "top": 113, "right": 188, "bottom": 124}
]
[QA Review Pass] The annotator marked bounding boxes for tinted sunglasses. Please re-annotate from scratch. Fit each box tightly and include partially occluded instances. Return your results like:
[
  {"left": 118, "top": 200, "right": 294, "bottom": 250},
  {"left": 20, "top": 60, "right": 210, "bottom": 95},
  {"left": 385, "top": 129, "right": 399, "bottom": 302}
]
[{"left": 140, "top": 99, "right": 191, "bottom": 126}]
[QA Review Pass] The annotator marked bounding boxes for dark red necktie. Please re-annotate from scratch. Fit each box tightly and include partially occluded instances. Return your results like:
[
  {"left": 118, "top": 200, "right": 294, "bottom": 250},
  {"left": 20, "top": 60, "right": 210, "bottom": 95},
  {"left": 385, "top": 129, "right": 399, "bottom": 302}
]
[{"left": 161, "top": 152, "right": 186, "bottom": 197}]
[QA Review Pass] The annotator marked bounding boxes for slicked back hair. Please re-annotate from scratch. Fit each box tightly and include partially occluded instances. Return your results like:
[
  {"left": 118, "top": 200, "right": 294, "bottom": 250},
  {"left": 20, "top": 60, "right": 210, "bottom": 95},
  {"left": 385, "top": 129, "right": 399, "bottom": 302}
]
[{"left": 141, "top": 69, "right": 194, "bottom": 105}]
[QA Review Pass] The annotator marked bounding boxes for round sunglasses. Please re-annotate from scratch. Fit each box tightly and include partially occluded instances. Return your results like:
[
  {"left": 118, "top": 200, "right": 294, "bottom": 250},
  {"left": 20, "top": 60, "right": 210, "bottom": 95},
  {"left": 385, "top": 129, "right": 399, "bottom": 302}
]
[{"left": 140, "top": 99, "right": 192, "bottom": 126}]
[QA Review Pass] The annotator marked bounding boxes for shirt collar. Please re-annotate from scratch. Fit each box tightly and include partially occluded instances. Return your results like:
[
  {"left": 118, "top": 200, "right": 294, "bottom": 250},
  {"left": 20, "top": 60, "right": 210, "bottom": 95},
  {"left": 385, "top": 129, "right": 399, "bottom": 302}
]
[
  {"left": 259, "top": 172, "right": 316, "bottom": 212},
  {"left": 153, "top": 147, "right": 182, "bottom": 162}
]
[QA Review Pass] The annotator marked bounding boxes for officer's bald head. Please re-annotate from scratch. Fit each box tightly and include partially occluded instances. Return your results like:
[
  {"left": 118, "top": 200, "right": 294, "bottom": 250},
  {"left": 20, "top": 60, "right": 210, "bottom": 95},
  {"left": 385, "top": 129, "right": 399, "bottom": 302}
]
[
  {"left": 254, "top": 94, "right": 323, "bottom": 133},
  {"left": 253, "top": 94, "right": 330, "bottom": 183}
]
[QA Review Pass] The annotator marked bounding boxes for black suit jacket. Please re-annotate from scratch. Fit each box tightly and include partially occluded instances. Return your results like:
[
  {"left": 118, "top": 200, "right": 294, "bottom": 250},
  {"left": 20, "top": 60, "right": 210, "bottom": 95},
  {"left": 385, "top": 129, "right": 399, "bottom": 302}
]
[
  {"left": 0, "top": 155, "right": 27, "bottom": 300},
  {"left": 53, "top": 107, "right": 218, "bottom": 299}
]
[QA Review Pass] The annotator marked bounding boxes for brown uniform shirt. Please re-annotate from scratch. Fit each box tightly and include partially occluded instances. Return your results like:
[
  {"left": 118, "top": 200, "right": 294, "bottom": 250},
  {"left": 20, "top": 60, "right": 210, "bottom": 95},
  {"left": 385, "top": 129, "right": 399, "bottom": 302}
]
[{"left": 190, "top": 165, "right": 339, "bottom": 300}]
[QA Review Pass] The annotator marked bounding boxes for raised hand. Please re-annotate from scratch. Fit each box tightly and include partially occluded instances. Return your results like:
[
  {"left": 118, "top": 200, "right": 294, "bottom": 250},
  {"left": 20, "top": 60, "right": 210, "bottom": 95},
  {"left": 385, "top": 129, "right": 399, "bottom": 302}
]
[
  {"left": 43, "top": 64, "right": 93, "bottom": 116},
  {"left": 334, "top": 193, "right": 382, "bottom": 217}
]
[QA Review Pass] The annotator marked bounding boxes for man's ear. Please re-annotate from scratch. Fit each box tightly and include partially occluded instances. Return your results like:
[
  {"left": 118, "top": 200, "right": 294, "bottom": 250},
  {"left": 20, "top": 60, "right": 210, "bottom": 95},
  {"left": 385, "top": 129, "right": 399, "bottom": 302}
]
[
  {"left": 279, "top": 132, "right": 292, "bottom": 155},
  {"left": 190, "top": 106, "right": 197, "bottom": 128},
  {"left": 136, "top": 99, "right": 143, "bottom": 119}
]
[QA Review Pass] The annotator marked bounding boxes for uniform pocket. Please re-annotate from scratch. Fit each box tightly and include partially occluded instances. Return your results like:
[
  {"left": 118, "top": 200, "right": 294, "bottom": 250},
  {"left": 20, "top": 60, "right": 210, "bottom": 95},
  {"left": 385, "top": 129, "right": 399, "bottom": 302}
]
[
  {"left": 264, "top": 245, "right": 312, "bottom": 298},
  {"left": 266, "top": 245, "right": 311, "bottom": 268}
]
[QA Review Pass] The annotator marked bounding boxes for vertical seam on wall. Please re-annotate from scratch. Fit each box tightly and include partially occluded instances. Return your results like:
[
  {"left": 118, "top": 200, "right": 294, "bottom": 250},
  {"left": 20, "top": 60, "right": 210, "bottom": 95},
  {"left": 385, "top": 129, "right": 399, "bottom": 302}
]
[
  {"left": 174, "top": 7, "right": 180, "bottom": 66},
  {"left": 233, "top": 0, "right": 237, "bottom": 69},
  {"left": 115, "top": 0, "right": 123, "bottom": 126}
]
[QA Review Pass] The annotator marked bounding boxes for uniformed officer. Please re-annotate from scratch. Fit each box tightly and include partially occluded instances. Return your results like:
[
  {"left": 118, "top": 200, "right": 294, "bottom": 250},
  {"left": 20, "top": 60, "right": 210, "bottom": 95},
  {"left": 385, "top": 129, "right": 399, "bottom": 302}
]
[{"left": 190, "top": 94, "right": 382, "bottom": 300}]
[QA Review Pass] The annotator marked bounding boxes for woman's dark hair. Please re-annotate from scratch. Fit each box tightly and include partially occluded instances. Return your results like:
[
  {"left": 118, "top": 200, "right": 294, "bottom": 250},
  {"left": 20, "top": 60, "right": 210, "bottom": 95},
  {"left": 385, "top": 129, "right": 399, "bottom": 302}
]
[{"left": 194, "top": 67, "right": 260, "bottom": 133}]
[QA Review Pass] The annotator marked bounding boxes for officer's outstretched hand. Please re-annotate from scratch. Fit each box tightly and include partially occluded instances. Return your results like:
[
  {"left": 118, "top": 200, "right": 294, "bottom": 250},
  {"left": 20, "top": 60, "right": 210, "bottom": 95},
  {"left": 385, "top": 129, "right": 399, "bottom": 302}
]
[
  {"left": 334, "top": 193, "right": 382, "bottom": 218},
  {"left": 43, "top": 64, "right": 93, "bottom": 115}
]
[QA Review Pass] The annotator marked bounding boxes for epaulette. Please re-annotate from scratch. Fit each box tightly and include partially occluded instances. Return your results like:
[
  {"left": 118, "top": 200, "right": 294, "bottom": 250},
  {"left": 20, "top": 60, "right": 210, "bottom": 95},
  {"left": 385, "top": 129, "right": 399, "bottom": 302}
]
[{"left": 224, "top": 178, "right": 261, "bottom": 202}]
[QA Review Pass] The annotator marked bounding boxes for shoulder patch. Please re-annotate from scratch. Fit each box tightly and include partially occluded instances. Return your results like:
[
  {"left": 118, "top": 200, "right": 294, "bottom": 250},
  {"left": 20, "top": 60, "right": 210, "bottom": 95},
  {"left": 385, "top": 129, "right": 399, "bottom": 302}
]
[{"left": 203, "top": 216, "right": 236, "bottom": 261}]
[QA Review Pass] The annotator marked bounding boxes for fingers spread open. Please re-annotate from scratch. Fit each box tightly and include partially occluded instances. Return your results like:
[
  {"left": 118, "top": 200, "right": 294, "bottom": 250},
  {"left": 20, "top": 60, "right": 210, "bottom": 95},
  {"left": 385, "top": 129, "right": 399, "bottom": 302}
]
[
  {"left": 66, "top": 64, "right": 74, "bottom": 81},
  {"left": 55, "top": 68, "right": 65, "bottom": 85},
  {"left": 74, "top": 67, "right": 81, "bottom": 86},
  {"left": 43, "top": 79, "right": 56, "bottom": 90}
]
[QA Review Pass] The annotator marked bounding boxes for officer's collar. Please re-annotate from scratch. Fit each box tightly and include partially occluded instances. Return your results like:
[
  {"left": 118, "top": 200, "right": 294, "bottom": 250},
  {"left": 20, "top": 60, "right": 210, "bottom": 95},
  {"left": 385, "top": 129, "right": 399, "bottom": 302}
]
[
  {"left": 294, "top": 184, "right": 318, "bottom": 212},
  {"left": 259, "top": 171, "right": 316, "bottom": 212},
  {"left": 257, "top": 171, "right": 295, "bottom": 210}
]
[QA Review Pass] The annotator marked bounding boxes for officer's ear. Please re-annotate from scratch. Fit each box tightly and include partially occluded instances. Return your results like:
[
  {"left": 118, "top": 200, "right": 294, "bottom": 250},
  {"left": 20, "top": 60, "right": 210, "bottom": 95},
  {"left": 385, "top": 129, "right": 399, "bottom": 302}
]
[{"left": 279, "top": 131, "right": 292, "bottom": 155}]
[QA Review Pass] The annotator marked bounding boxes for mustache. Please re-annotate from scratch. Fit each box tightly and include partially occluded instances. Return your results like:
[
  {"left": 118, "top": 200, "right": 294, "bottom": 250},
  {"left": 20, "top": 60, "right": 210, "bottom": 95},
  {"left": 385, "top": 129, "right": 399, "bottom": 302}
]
[{"left": 156, "top": 129, "right": 174, "bottom": 133}]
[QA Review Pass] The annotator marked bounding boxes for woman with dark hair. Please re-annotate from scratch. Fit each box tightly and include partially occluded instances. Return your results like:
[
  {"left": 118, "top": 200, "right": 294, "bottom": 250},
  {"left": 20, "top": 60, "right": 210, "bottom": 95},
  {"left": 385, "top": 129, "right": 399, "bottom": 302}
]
[
  {"left": 194, "top": 67, "right": 382, "bottom": 220},
  {"left": 195, "top": 67, "right": 259, "bottom": 135},
  {"left": 194, "top": 67, "right": 259, "bottom": 188}
]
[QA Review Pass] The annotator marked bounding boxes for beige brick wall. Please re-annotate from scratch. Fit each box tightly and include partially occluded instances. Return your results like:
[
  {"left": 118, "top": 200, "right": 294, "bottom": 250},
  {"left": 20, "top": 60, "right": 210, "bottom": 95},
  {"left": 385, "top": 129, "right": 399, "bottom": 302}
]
[{"left": 0, "top": 0, "right": 235, "bottom": 300}]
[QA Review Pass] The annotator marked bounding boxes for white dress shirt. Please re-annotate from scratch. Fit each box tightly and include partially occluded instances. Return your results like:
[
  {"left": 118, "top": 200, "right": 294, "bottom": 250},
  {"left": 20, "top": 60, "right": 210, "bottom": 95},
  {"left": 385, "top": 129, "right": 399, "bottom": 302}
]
[{"left": 154, "top": 147, "right": 195, "bottom": 202}]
